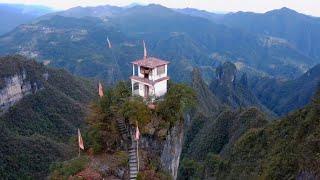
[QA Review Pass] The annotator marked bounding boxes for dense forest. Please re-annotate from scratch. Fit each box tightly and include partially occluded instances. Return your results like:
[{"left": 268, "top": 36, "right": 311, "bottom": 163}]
[
  {"left": 178, "top": 70, "right": 320, "bottom": 179},
  {"left": 0, "top": 56, "right": 96, "bottom": 178},
  {"left": 1, "top": 2, "right": 320, "bottom": 179}
]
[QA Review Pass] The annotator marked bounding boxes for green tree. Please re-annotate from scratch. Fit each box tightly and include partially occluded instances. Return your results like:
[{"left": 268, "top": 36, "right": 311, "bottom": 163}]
[
  {"left": 157, "top": 84, "right": 196, "bottom": 126},
  {"left": 120, "top": 98, "right": 152, "bottom": 126},
  {"left": 179, "top": 158, "right": 204, "bottom": 180}
]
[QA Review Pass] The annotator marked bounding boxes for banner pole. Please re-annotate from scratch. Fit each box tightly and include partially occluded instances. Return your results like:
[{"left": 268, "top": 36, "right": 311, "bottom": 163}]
[{"left": 137, "top": 139, "right": 139, "bottom": 171}]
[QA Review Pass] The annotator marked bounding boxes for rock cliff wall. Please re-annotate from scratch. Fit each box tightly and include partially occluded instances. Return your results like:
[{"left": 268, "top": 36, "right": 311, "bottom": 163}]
[
  {"left": 160, "top": 120, "right": 184, "bottom": 180},
  {"left": 0, "top": 71, "right": 42, "bottom": 113},
  {"left": 138, "top": 116, "right": 186, "bottom": 180}
]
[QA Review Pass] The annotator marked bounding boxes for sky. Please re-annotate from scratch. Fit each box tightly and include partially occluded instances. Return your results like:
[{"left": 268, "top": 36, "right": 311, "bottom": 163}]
[{"left": 1, "top": 0, "right": 320, "bottom": 16}]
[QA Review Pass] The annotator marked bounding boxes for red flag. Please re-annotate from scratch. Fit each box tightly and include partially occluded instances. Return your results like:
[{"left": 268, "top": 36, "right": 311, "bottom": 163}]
[
  {"left": 135, "top": 125, "right": 140, "bottom": 141},
  {"left": 98, "top": 82, "right": 104, "bottom": 98},
  {"left": 107, "top": 37, "right": 112, "bottom": 49},
  {"left": 78, "top": 128, "right": 84, "bottom": 150},
  {"left": 143, "top": 40, "right": 147, "bottom": 59}
]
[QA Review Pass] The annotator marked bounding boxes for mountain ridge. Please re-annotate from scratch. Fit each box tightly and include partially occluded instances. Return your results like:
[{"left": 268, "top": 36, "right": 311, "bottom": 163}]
[{"left": 0, "top": 55, "right": 96, "bottom": 178}]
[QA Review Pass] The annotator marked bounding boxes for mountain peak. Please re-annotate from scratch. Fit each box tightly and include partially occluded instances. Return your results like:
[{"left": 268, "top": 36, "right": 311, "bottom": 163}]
[
  {"left": 266, "top": 7, "right": 298, "bottom": 15},
  {"left": 216, "top": 62, "right": 237, "bottom": 84}
]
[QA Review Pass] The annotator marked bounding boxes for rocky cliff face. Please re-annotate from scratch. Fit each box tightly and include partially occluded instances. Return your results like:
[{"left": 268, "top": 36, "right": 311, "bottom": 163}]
[
  {"left": 0, "top": 71, "right": 42, "bottom": 113},
  {"left": 160, "top": 120, "right": 184, "bottom": 180},
  {"left": 138, "top": 117, "right": 186, "bottom": 180}
]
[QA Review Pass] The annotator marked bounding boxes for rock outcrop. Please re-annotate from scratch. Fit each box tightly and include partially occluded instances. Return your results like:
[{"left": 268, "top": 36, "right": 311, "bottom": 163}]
[
  {"left": 160, "top": 120, "right": 184, "bottom": 180},
  {"left": 136, "top": 118, "right": 186, "bottom": 180},
  {"left": 0, "top": 71, "right": 44, "bottom": 114}
]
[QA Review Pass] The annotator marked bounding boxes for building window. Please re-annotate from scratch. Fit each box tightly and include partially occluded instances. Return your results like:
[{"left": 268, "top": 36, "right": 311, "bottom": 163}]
[
  {"left": 133, "top": 82, "right": 139, "bottom": 90},
  {"left": 157, "top": 65, "right": 165, "bottom": 75}
]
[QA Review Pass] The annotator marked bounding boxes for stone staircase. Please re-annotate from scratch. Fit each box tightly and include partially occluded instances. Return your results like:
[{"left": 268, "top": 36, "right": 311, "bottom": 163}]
[
  {"left": 115, "top": 119, "right": 139, "bottom": 179},
  {"left": 129, "top": 140, "right": 138, "bottom": 180},
  {"left": 116, "top": 119, "right": 129, "bottom": 140}
]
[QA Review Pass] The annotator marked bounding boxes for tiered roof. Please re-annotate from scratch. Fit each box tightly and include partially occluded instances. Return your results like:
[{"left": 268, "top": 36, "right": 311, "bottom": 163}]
[{"left": 131, "top": 57, "right": 169, "bottom": 68}]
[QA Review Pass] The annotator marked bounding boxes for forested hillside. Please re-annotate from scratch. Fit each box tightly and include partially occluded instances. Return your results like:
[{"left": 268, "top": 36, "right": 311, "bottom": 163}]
[
  {"left": 0, "top": 56, "right": 96, "bottom": 178},
  {"left": 217, "top": 8, "right": 320, "bottom": 62},
  {"left": 178, "top": 67, "right": 320, "bottom": 180},
  {"left": 208, "top": 87, "right": 320, "bottom": 179},
  {"left": 0, "top": 3, "right": 320, "bottom": 180},
  {"left": 249, "top": 64, "right": 320, "bottom": 115},
  {"left": 0, "top": 4, "right": 315, "bottom": 85},
  {"left": 0, "top": 3, "right": 53, "bottom": 35}
]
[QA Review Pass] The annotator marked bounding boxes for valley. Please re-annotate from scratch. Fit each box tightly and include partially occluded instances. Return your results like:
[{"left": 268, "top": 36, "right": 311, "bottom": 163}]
[{"left": 0, "top": 2, "right": 320, "bottom": 180}]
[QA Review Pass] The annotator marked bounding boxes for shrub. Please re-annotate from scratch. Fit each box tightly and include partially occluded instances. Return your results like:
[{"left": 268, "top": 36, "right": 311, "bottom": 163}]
[
  {"left": 49, "top": 156, "right": 89, "bottom": 179},
  {"left": 120, "top": 98, "right": 152, "bottom": 126},
  {"left": 157, "top": 84, "right": 196, "bottom": 126},
  {"left": 178, "top": 158, "right": 204, "bottom": 180}
]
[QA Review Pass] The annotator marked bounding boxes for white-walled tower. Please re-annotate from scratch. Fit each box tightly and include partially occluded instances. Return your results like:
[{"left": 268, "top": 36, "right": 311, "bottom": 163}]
[{"left": 130, "top": 57, "right": 169, "bottom": 101}]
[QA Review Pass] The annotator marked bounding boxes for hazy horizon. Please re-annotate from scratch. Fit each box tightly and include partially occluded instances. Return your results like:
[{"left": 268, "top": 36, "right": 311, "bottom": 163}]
[{"left": 1, "top": 0, "right": 320, "bottom": 17}]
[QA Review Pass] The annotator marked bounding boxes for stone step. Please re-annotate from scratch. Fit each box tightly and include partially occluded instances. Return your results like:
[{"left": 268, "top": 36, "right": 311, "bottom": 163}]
[
  {"left": 130, "top": 169, "right": 138, "bottom": 174},
  {"left": 130, "top": 168, "right": 138, "bottom": 174}
]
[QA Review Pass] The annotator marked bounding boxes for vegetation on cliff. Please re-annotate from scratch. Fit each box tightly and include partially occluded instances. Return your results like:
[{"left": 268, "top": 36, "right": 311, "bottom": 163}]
[
  {"left": 53, "top": 81, "right": 196, "bottom": 179},
  {"left": 0, "top": 55, "right": 96, "bottom": 179},
  {"left": 178, "top": 87, "right": 320, "bottom": 179}
]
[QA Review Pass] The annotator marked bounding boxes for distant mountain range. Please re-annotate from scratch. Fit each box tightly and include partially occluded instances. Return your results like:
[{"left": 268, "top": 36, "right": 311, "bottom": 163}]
[
  {"left": 0, "top": 3, "right": 54, "bottom": 35},
  {"left": 0, "top": 4, "right": 317, "bottom": 85},
  {"left": 1, "top": 4, "right": 320, "bottom": 178},
  {"left": 0, "top": 3, "right": 319, "bottom": 115},
  {"left": 180, "top": 7, "right": 320, "bottom": 62}
]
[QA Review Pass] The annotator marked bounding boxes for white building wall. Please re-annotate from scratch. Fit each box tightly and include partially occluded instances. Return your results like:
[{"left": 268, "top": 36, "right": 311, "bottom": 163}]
[
  {"left": 154, "top": 80, "right": 167, "bottom": 97},
  {"left": 131, "top": 80, "right": 145, "bottom": 97},
  {"left": 132, "top": 64, "right": 168, "bottom": 99},
  {"left": 152, "top": 65, "right": 167, "bottom": 81},
  {"left": 139, "top": 82, "right": 144, "bottom": 96}
]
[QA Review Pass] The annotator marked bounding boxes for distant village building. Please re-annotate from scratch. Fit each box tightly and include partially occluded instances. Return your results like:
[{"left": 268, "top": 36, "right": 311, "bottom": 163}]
[{"left": 130, "top": 57, "right": 169, "bottom": 101}]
